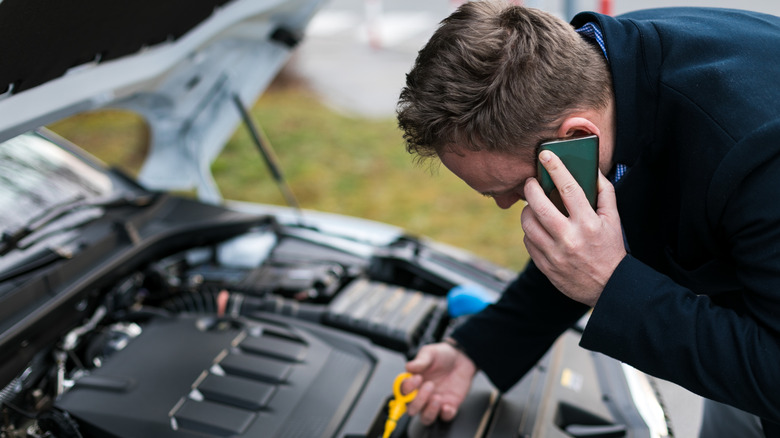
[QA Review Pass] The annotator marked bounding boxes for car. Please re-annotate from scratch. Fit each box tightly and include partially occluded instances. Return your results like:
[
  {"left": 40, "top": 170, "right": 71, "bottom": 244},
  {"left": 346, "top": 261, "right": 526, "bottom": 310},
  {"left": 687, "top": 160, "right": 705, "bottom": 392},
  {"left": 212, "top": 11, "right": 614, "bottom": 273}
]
[{"left": 0, "top": 0, "right": 671, "bottom": 437}]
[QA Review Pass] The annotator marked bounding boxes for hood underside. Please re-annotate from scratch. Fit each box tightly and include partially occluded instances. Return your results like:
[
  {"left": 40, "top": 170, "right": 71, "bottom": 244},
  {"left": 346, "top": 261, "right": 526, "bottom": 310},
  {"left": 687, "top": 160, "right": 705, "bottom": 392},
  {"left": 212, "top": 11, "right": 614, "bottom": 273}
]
[
  {"left": 0, "top": 0, "right": 324, "bottom": 202},
  {"left": 0, "top": 0, "right": 231, "bottom": 95}
]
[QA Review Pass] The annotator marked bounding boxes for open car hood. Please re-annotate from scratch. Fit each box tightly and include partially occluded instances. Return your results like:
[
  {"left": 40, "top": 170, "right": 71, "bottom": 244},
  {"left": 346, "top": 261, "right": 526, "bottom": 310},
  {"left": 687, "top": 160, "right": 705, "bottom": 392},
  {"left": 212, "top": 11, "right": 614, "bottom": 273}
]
[{"left": 0, "top": 0, "right": 324, "bottom": 203}]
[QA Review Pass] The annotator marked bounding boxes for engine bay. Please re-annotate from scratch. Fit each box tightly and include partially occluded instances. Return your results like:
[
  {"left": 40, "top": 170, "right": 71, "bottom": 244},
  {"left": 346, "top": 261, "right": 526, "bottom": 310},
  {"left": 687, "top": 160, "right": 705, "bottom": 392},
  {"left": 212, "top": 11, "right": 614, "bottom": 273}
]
[
  {"left": 0, "top": 196, "right": 664, "bottom": 438},
  {"left": 0, "top": 196, "right": 509, "bottom": 438}
]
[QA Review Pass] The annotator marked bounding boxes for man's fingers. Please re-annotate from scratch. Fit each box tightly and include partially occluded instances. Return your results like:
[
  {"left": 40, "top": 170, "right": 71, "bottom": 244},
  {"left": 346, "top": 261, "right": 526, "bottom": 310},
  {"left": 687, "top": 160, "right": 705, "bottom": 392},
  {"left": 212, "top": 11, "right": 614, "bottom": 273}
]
[
  {"left": 406, "top": 380, "right": 434, "bottom": 417},
  {"left": 400, "top": 374, "right": 422, "bottom": 396},
  {"left": 524, "top": 176, "right": 573, "bottom": 253},
  {"left": 440, "top": 404, "right": 458, "bottom": 422},
  {"left": 521, "top": 200, "right": 555, "bottom": 253},
  {"left": 524, "top": 177, "right": 563, "bottom": 227},
  {"left": 406, "top": 347, "right": 433, "bottom": 374},
  {"left": 420, "top": 394, "right": 442, "bottom": 426},
  {"left": 538, "top": 150, "right": 592, "bottom": 217},
  {"left": 596, "top": 170, "right": 617, "bottom": 214}
]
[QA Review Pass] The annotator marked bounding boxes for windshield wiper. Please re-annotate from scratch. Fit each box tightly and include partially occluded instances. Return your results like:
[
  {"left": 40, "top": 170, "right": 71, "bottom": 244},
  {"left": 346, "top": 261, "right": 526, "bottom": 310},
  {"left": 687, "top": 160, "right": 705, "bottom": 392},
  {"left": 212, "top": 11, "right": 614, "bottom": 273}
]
[
  {"left": 0, "top": 247, "right": 68, "bottom": 284},
  {"left": 0, "top": 193, "right": 156, "bottom": 256}
]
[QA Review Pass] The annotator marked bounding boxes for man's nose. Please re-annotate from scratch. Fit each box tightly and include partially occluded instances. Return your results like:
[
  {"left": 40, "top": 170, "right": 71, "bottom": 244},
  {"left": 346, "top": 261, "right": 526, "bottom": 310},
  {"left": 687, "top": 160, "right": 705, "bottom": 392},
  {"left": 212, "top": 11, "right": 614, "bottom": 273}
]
[{"left": 494, "top": 194, "right": 523, "bottom": 210}]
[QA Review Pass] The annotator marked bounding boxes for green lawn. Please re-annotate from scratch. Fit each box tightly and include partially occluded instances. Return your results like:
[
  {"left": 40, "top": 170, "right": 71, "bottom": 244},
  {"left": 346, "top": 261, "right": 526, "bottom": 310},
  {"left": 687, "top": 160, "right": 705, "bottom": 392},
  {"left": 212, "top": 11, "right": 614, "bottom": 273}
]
[{"left": 48, "top": 83, "right": 529, "bottom": 271}]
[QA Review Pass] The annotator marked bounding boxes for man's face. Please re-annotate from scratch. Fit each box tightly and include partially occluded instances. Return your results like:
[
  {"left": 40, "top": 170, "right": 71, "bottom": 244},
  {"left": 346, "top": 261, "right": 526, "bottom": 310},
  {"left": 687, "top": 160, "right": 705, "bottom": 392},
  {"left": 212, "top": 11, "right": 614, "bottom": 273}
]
[{"left": 438, "top": 148, "right": 536, "bottom": 210}]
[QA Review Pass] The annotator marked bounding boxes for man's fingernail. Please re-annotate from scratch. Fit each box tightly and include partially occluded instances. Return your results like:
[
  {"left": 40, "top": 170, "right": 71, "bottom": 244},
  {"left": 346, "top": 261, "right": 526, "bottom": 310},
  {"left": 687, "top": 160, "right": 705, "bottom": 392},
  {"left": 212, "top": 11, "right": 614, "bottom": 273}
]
[
  {"left": 443, "top": 405, "right": 457, "bottom": 418},
  {"left": 539, "top": 150, "right": 552, "bottom": 162}
]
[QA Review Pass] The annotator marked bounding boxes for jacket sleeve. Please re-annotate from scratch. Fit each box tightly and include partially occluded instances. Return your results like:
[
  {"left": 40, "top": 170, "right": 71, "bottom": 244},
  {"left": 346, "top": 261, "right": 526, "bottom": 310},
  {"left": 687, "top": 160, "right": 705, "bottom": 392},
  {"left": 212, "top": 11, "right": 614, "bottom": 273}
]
[
  {"left": 450, "top": 260, "right": 589, "bottom": 392},
  {"left": 581, "top": 126, "right": 780, "bottom": 422}
]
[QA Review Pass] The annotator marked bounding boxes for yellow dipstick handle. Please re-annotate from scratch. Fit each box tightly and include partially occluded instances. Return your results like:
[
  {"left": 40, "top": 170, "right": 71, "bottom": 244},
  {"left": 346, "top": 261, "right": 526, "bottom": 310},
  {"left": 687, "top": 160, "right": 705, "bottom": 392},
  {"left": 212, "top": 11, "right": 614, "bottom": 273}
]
[{"left": 383, "top": 372, "right": 418, "bottom": 438}]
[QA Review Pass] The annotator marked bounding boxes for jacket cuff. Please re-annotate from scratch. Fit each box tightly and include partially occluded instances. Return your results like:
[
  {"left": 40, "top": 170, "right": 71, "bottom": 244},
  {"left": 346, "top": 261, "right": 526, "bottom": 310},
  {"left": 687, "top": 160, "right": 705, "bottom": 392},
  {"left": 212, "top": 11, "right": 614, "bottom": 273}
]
[{"left": 580, "top": 255, "right": 664, "bottom": 359}]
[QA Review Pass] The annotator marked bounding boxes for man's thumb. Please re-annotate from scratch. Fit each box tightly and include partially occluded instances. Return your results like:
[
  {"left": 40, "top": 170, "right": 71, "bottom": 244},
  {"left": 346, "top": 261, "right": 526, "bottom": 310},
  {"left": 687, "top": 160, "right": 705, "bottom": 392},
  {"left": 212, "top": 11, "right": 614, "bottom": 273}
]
[{"left": 406, "top": 346, "right": 434, "bottom": 373}]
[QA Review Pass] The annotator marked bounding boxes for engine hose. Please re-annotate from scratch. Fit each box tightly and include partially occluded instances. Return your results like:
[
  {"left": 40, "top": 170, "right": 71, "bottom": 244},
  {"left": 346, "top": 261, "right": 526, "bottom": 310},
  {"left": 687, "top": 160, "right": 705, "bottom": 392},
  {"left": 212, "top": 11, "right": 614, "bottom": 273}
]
[
  {"left": 162, "top": 290, "right": 326, "bottom": 323},
  {"left": 38, "top": 409, "right": 85, "bottom": 438},
  {"left": 0, "top": 376, "right": 20, "bottom": 405},
  {"left": 258, "top": 295, "right": 328, "bottom": 323}
]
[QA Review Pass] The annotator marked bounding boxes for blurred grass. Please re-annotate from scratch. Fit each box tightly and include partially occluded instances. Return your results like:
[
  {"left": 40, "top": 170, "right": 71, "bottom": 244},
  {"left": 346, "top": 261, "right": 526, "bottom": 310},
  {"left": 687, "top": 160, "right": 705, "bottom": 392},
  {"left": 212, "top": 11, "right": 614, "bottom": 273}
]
[{"left": 48, "top": 76, "right": 529, "bottom": 271}]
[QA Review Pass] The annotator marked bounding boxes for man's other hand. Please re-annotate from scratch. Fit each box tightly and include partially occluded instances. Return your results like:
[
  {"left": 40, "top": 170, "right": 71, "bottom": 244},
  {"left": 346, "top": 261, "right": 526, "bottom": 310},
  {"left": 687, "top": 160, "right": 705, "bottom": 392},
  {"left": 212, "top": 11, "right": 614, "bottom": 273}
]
[{"left": 402, "top": 341, "right": 477, "bottom": 425}]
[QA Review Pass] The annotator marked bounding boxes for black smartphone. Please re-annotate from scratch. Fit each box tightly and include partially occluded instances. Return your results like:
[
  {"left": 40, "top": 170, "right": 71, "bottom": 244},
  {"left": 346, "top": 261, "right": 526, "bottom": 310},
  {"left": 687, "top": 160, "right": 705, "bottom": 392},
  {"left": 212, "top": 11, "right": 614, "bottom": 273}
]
[{"left": 536, "top": 134, "right": 599, "bottom": 215}]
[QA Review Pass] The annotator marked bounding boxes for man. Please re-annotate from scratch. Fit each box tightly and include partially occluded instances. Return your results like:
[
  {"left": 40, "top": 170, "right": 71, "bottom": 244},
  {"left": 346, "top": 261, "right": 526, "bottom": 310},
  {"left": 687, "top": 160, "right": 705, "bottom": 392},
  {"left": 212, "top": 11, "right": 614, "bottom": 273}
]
[{"left": 395, "top": 1, "right": 780, "bottom": 436}]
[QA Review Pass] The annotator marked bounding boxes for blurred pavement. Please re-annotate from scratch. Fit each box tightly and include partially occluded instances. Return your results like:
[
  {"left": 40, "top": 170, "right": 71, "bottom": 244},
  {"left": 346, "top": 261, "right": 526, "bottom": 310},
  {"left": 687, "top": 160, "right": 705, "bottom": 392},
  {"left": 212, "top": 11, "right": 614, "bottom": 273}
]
[
  {"left": 293, "top": 0, "right": 780, "bottom": 118},
  {"left": 291, "top": 0, "right": 452, "bottom": 118},
  {"left": 289, "top": 1, "right": 780, "bottom": 436}
]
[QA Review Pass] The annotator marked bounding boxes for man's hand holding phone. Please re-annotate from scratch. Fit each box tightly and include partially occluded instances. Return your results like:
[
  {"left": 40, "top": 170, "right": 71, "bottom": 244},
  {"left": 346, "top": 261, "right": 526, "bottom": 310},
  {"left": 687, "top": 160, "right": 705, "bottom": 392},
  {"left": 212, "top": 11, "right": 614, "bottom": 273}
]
[
  {"left": 521, "top": 139, "right": 626, "bottom": 307},
  {"left": 536, "top": 135, "right": 599, "bottom": 215}
]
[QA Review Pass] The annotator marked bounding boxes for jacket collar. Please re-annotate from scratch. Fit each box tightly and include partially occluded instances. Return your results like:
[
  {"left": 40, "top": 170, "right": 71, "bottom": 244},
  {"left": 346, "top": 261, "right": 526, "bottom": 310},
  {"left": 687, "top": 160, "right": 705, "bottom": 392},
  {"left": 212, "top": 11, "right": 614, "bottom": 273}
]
[{"left": 571, "top": 12, "right": 663, "bottom": 168}]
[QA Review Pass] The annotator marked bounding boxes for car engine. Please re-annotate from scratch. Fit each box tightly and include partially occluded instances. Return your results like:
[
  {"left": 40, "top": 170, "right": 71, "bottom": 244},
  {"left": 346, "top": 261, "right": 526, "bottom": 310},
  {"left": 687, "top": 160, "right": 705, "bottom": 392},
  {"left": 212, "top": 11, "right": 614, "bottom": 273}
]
[
  {"left": 0, "top": 196, "right": 512, "bottom": 438},
  {"left": 0, "top": 195, "right": 667, "bottom": 438}
]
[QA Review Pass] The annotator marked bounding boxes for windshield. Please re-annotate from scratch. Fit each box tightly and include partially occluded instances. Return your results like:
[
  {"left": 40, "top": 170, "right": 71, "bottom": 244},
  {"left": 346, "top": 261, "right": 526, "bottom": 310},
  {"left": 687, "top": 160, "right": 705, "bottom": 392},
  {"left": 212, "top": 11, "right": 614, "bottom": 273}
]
[{"left": 0, "top": 132, "right": 113, "bottom": 235}]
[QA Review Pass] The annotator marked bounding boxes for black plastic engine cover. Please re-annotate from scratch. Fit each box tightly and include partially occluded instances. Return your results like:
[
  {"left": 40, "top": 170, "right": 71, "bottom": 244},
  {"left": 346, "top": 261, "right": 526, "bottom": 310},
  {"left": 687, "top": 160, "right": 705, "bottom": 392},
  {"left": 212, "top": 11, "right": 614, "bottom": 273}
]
[{"left": 56, "top": 313, "right": 406, "bottom": 437}]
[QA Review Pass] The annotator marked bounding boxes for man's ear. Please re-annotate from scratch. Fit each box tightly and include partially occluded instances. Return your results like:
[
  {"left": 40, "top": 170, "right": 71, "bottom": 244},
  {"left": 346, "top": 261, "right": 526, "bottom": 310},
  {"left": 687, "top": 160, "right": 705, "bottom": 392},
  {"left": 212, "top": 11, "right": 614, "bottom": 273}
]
[{"left": 555, "top": 116, "right": 600, "bottom": 139}]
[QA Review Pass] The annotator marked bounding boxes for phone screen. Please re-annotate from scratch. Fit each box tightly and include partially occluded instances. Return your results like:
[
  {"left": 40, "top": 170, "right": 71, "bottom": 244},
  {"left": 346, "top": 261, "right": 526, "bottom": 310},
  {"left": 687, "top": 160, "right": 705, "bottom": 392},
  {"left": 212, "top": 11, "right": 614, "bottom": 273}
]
[{"left": 536, "top": 134, "right": 599, "bottom": 215}]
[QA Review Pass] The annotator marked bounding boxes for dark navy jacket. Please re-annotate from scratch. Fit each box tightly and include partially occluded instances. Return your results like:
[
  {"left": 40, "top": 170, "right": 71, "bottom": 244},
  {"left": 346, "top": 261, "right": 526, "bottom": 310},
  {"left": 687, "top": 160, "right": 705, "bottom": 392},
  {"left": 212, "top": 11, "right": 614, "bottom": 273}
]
[{"left": 451, "top": 7, "right": 780, "bottom": 432}]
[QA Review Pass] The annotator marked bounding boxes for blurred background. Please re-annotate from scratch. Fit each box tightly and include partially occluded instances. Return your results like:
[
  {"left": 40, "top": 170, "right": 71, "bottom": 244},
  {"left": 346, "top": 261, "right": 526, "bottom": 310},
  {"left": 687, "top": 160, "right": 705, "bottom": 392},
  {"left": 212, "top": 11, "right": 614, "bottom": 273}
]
[
  {"left": 48, "top": 1, "right": 780, "bottom": 436},
  {"left": 49, "top": 0, "right": 780, "bottom": 272}
]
